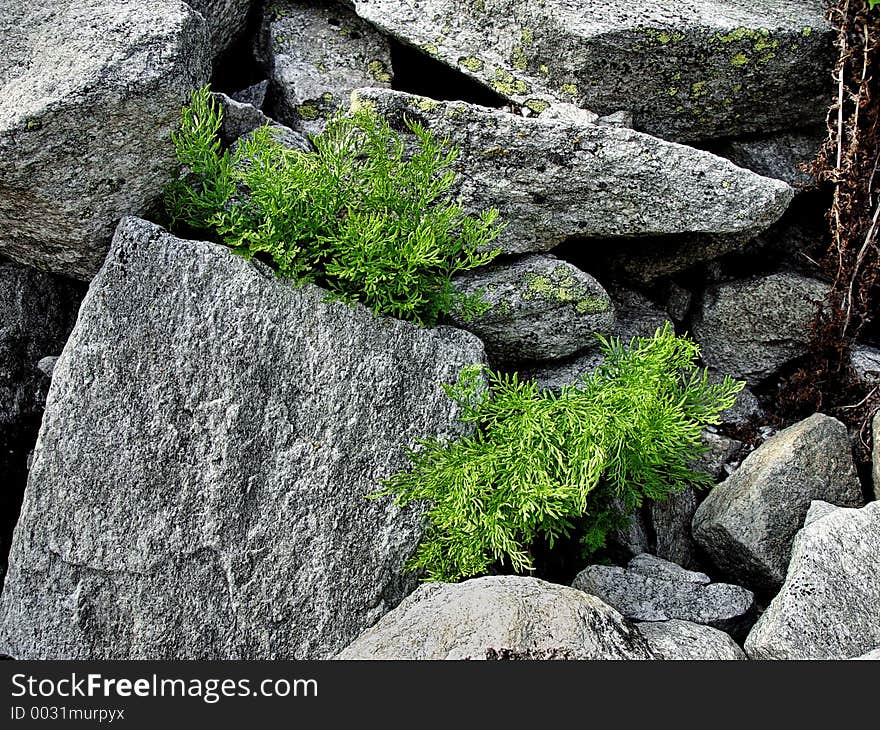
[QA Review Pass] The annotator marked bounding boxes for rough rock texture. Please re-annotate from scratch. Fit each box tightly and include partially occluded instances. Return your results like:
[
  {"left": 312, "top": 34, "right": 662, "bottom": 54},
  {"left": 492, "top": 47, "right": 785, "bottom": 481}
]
[
  {"left": 351, "top": 0, "right": 833, "bottom": 142},
  {"left": 259, "top": 0, "right": 393, "bottom": 135},
  {"left": 650, "top": 488, "right": 701, "bottom": 570},
  {"left": 516, "top": 289, "right": 671, "bottom": 389},
  {"left": 0, "top": 1, "right": 212, "bottom": 279},
  {"left": 449, "top": 255, "right": 614, "bottom": 362},
  {"left": 874, "top": 412, "right": 880, "bottom": 500},
  {"left": 691, "top": 273, "right": 829, "bottom": 383},
  {"left": 231, "top": 80, "right": 270, "bottom": 110},
  {"left": 711, "top": 371, "right": 764, "bottom": 427},
  {"left": 572, "top": 554, "right": 755, "bottom": 637},
  {"left": 692, "top": 414, "right": 863, "bottom": 592},
  {"left": 214, "top": 92, "right": 310, "bottom": 151},
  {"left": 186, "top": 0, "right": 252, "bottom": 53},
  {"left": 712, "top": 128, "right": 824, "bottom": 188},
  {"left": 851, "top": 345, "right": 880, "bottom": 388},
  {"left": 854, "top": 647, "right": 880, "bottom": 660},
  {"left": 336, "top": 576, "right": 655, "bottom": 660},
  {"left": 636, "top": 620, "right": 746, "bottom": 660},
  {"left": 744, "top": 501, "right": 880, "bottom": 660},
  {"left": 352, "top": 88, "right": 793, "bottom": 256},
  {"left": 0, "top": 217, "right": 485, "bottom": 660}
]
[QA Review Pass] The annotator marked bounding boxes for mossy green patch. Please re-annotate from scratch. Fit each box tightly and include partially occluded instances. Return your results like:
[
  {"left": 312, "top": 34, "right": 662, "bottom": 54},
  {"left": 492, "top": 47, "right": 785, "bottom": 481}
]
[
  {"left": 560, "top": 83, "right": 578, "bottom": 97},
  {"left": 492, "top": 68, "right": 530, "bottom": 96},
  {"left": 730, "top": 53, "right": 749, "bottom": 67},
  {"left": 525, "top": 98, "right": 550, "bottom": 114},
  {"left": 459, "top": 55, "right": 484, "bottom": 72},
  {"left": 367, "top": 60, "right": 392, "bottom": 83},
  {"left": 297, "top": 103, "right": 320, "bottom": 121}
]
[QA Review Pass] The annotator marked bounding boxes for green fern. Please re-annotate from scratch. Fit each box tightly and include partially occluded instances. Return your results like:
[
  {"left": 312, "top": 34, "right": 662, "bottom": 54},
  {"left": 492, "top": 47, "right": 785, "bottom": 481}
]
[
  {"left": 166, "top": 86, "right": 502, "bottom": 325},
  {"left": 375, "top": 324, "right": 745, "bottom": 582}
]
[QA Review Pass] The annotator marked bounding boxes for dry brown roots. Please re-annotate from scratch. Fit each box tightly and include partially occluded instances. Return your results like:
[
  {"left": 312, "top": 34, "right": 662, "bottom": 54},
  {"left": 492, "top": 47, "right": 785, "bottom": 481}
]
[{"left": 783, "top": 0, "right": 880, "bottom": 462}]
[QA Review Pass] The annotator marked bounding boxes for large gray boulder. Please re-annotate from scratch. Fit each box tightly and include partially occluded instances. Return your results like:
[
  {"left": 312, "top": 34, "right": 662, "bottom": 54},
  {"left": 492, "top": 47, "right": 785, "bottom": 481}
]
[
  {"left": 351, "top": 0, "right": 833, "bottom": 142},
  {"left": 572, "top": 553, "right": 755, "bottom": 637},
  {"left": 449, "top": 255, "right": 614, "bottom": 362},
  {"left": 691, "top": 273, "right": 830, "bottom": 383},
  {"left": 352, "top": 88, "right": 793, "bottom": 258},
  {"left": 745, "top": 501, "right": 880, "bottom": 660},
  {"left": 0, "top": 1, "right": 212, "bottom": 280},
  {"left": 0, "top": 217, "right": 485, "bottom": 660},
  {"left": 693, "top": 414, "right": 863, "bottom": 592},
  {"left": 636, "top": 620, "right": 746, "bottom": 660},
  {"left": 336, "top": 576, "right": 655, "bottom": 660},
  {"left": 186, "top": 0, "right": 253, "bottom": 53},
  {"left": 259, "top": 0, "right": 393, "bottom": 135}
]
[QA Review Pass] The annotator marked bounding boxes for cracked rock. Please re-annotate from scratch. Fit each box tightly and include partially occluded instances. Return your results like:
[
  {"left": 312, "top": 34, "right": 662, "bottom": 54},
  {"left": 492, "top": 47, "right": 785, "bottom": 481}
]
[{"left": 0, "top": 217, "right": 484, "bottom": 659}]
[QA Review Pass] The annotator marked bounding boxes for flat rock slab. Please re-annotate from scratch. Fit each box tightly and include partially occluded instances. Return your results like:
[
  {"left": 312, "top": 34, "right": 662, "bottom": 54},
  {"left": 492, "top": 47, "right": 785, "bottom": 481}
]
[
  {"left": 693, "top": 414, "right": 863, "bottom": 593},
  {"left": 573, "top": 553, "right": 755, "bottom": 637},
  {"left": 745, "top": 501, "right": 880, "bottom": 660},
  {"left": 259, "top": 0, "right": 393, "bottom": 135},
  {"left": 637, "top": 620, "right": 746, "bottom": 660},
  {"left": 352, "top": 0, "right": 833, "bottom": 142},
  {"left": 0, "top": 1, "right": 212, "bottom": 279},
  {"left": 352, "top": 88, "right": 793, "bottom": 257},
  {"left": 691, "top": 273, "right": 830, "bottom": 384},
  {"left": 0, "top": 217, "right": 484, "bottom": 659},
  {"left": 449, "top": 255, "right": 614, "bottom": 362},
  {"left": 336, "top": 576, "right": 655, "bottom": 660}
]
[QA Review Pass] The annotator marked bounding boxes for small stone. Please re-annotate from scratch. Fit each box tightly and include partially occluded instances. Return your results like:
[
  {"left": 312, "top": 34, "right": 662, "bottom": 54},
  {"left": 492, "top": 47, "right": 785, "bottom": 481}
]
[
  {"left": 336, "top": 576, "right": 655, "bottom": 660},
  {"left": 712, "top": 128, "right": 824, "bottom": 188},
  {"left": 850, "top": 345, "right": 880, "bottom": 388},
  {"left": 572, "top": 553, "right": 755, "bottom": 637},
  {"left": 692, "top": 413, "right": 863, "bottom": 592},
  {"left": 637, "top": 620, "right": 746, "bottom": 660},
  {"left": 449, "top": 255, "right": 614, "bottom": 362},
  {"left": 691, "top": 273, "right": 830, "bottom": 384},
  {"left": 538, "top": 102, "right": 599, "bottom": 126},
  {"left": 744, "top": 501, "right": 880, "bottom": 660},
  {"left": 230, "top": 80, "right": 270, "bottom": 110}
]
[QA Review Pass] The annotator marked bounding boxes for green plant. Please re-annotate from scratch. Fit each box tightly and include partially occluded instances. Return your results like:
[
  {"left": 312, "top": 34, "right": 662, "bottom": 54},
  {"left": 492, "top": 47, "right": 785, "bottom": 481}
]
[
  {"left": 376, "top": 324, "right": 745, "bottom": 582},
  {"left": 166, "top": 87, "right": 502, "bottom": 325}
]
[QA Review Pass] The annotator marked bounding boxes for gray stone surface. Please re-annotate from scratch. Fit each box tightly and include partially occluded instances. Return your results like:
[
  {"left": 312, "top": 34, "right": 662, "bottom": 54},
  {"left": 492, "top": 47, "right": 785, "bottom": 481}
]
[
  {"left": 516, "top": 289, "right": 671, "bottom": 389},
  {"left": 712, "top": 128, "right": 824, "bottom": 188},
  {"left": 0, "top": 1, "right": 212, "bottom": 279},
  {"left": 351, "top": 0, "right": 833, "bottom": 142},
  {"left": 851, "top": 345, "right": 880, "bottom": 388},
  {"left": 0, "top": 217, "right": 485, "bottom": 660},
  {"left": 186, "top": 0, "right": 252, "bottom": 53},
  {"left": 745, "top": 501, "right": 880, "bottom": 660},
  {"left": 336, "top": 576, "right": 655, "bottom": 660},
  {"left": 854, "top": 647, "right": 880, "bottom": 660},
  {"left": 692, "top": 414, "right": 863, "bottom": 592},
  {"left": 572, "top": 554, "right": 755, "bottom": 636},
  {"left": 650, "top": 487, "right": 701, "bottom": 570},
  {"left": 450, "top": 255, "right": 614, "bottom": 362},
  {"left": 691, "top": 273, "right": 829, "bottom": 383},
  {"left": 874, "top": 413, "right": 880, "bottom": 501},
  {"left": 353, "top": 88, "right": 793, "bottom": 257},
  {"left": 214, "top": 92, "right": 310, "bottom": 151},
  {"left": 636, "top": 620, "right": 746, "bottom": 660},
  {"left": 230, "top": 80, "right": 270, "bottom": 110},
  {"left": 0, "top": 260, "right": 83, "bottom": 432},
  {"left": 259, "top": 0, "right": 393, "bottom": 135}
]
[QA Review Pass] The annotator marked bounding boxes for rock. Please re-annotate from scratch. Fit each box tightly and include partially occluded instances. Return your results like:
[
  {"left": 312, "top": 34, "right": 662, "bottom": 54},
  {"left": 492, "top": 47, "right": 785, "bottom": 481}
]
[
  {"left": 744, "top": 501, "right": 880, "bottom": 660},
  {"left": 351, "top": 0, "right": 833, "bottom": 143},
  {"left": 636, "top": 620, "right": 746, "bottom": 660},
  {"left": 692, "top": 414, "right": 863, "bottom": 593},
  {"left": 0, "top": 1, "right": 212, "bottom": 279},
  {"left": 0, "top": 260, "right": 83, "bottom": 433},
  {"left": 572, "top": 553, "right": 755, "bottom": 637},
  {"left": 336, "top": 576, "right": 655, "bottom": 660},
  {"left": 449, "top": 255, "right": 614, "bottom": 362},
  {"left": 538, "top": 103, "right": 599, "bottom": 126},
  {"left": 259, "top": 0, "right": 393, "bottom": 135},
  {"left": 710, "top": 371, "right": 764, "bottom": 427},
  {"left": 874, "top": 413, "right": 880, "bottom": 500},
  {"left": 851, "top": 345, "right": 880, "bottom": 388},
  {"left": 712, "top": 128, "right": 824, "bottom": 188},
  {"left": 596, "top": 111, "right": 634, "bottom": 129},
  {"left": 515, "top": 288, "right": 669, "bottom": 389},
  {"left": 663, "top": 282, "right": 693, "bottom": 322},
  {"left": 35, "top": 357, "right": 60, "bottom": 380},
  {"left": 607, "top": 506, "right": 652, "bottom": 561},
  {"left": 214, "top": 92, "right": 310, "bottom": 151},
  {"left": 691, "top": 273, "right": 830, "bottom": 383},
  {"left": 0, "top": 217, "right": 485, "bottom": 660},
  {"left": 854, "top": 647, "right": 880, "bottom": 660},
  {"left": 352, "top": 88, "right": 793, "bottom": 257},
  {"left": 186, "top": 0, "right": 252, "bottom": 54},
  {"left": 230, "top": 80, "right": 270, "bottom": 110}
]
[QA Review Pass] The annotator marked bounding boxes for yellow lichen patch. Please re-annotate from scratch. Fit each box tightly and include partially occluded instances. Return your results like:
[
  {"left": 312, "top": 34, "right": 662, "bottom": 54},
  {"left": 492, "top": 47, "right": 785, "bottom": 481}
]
[
  {"left": 424, "top": 43, "right": 439, "bottom": 56},
  {"left": 521, "top": 27, "right": 534, "bottom": 45},
  {"left": 367, "top": 59, "right": 392, "bottom": 83},
  {"left": 512, "top": 46, "right": 528, "bottom": 70},
  {"left": 416, "top": 97, "right": 439, "bottom": 112},
  {"left": 458, "top": 55, "right": 484, "bottom": 72},
  {"left": 492, "top": 68, "right": 530, "bottom": 96},
  {"left": 691, "top": 80, "right": 708, "bottom": 99},
  {"left": 297, "top": 103, "right": 319, "bottom": 121},
  {"left": 525, "top": 98, "right": 550, "bottom": 113},
  {"left": 561, "top": 83, "right": 578, "bottom": 97},
  {"left": 730, "top": 53, "right": 749, "bottom": 67}
]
